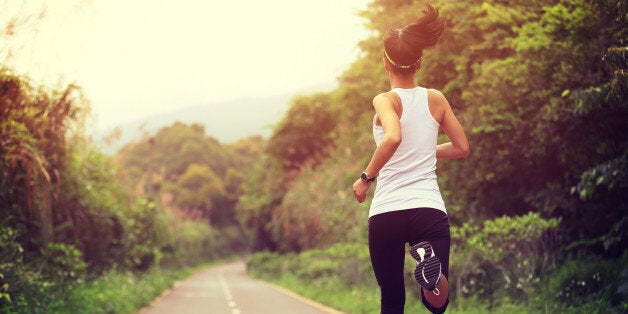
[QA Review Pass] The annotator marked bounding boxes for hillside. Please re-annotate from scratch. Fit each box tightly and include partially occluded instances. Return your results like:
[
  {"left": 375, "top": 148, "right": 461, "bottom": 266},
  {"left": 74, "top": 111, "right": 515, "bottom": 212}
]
[{"left": 93, "top": 94, "right": 292, "bottom": 154}]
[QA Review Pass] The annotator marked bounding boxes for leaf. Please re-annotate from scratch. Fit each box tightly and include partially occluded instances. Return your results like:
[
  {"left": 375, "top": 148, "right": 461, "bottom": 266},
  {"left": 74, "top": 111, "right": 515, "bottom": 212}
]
[{"left": 561, "top": 89, "right": 570, "bottom": 97}]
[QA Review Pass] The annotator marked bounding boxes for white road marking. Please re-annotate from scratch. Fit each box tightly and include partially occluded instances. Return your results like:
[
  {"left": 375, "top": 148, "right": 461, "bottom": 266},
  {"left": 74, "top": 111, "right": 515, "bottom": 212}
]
[{"left": 220, "top": 274, "right": 242, "bottom": 314}]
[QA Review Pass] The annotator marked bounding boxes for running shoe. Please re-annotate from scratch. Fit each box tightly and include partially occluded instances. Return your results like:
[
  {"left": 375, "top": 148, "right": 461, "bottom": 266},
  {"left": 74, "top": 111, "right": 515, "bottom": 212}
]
[{"left": 410, "top": 241, "right": 442, "bottom": 291}]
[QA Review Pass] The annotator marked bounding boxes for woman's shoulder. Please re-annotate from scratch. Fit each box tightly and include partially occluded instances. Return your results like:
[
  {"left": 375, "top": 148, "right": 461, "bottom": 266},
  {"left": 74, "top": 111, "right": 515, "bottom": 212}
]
[
  {"left": 372, "top": 91, "right": 402, "bottom": 108},
  {"left": 373, "top": 91, "right": 403, "bottom": 118},
  {"left": 426, "top": 88, "right": 446, "bottom": 99},
  {"left": 426, "top": 88, "right": 449, "bottom": 108},
  {"left": 373, "top": 90, "right": 399, "bottom": 101},
  {"left": 426, "top": 88, "right": 448, "bottom": 123}
]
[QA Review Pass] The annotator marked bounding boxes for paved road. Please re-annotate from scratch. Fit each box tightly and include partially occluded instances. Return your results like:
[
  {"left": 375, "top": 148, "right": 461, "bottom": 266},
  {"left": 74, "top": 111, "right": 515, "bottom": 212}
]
[{"left": 140, "top": 260, "right": 344, "bottom": 314}]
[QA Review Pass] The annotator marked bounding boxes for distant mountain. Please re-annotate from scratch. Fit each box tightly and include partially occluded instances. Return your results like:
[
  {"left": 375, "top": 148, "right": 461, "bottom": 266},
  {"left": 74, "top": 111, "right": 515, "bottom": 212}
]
[{"left": 93, "top": 94, "right": 292, "bottom": 155}]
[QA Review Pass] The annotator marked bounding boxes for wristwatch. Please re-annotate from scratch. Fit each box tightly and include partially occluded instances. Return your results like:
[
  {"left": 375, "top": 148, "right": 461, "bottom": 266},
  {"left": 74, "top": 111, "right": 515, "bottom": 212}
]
[{"left": 361, "top": 171, "right": 376, "bottom": 183}]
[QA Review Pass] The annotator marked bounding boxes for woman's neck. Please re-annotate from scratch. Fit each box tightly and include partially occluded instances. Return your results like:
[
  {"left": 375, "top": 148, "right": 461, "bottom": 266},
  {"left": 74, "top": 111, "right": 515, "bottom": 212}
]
[{"left": 388, "top": 72, "right": 416, "bottom": 89}]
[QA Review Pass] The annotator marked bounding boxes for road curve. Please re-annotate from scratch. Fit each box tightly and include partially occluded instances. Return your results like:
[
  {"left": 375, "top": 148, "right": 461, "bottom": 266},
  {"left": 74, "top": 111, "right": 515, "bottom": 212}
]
[{"left": 140, "top": 260, "right": 344, "bottom": 314}]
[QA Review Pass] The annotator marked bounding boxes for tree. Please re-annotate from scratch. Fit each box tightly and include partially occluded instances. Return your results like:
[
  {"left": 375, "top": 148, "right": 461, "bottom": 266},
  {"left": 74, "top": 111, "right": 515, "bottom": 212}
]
[
  {"left": 266, "top": 93, "right": 337, "bottom": 172},
  {"left": 171, "top": 164, "right": 225, "bottom": 221}
]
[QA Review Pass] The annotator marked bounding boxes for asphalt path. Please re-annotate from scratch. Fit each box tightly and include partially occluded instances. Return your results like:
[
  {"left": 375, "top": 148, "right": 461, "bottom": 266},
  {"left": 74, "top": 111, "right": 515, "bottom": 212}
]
[{"left": 140, "top": 260, "right": 344, "bottom": 314}]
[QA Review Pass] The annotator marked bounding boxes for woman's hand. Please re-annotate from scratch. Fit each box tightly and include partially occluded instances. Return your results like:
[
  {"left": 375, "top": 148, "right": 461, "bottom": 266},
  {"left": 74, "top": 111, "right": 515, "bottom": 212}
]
[{"left": 353, "top": 179, "right": 372, "bottom": 203}]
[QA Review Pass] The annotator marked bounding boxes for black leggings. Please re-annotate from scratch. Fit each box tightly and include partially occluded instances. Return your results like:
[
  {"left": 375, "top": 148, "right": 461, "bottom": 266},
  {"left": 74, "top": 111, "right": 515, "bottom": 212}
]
[{"left": 368, "top": 208, "right": 450, "bottom": 314}]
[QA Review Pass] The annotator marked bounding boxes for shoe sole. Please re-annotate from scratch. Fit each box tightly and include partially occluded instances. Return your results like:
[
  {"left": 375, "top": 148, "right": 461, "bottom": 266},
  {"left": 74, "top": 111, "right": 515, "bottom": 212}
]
[{"left": 410, "top": 241, "right": 442, "bottom": 291}]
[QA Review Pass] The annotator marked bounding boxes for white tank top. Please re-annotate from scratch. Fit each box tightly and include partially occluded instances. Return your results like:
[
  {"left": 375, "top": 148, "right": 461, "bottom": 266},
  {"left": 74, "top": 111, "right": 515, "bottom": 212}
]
[{"left": 369, "top": 87, "right": 447, "bottom": 218}]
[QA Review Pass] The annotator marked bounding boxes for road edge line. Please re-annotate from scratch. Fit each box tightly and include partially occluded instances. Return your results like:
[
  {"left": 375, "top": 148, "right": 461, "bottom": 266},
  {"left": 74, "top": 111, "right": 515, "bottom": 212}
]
[{"left": 260, "top": 280, "right": 346, "bottom": 314}]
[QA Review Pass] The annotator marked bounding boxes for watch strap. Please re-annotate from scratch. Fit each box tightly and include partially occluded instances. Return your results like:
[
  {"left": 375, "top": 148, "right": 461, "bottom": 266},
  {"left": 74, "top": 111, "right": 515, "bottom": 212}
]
[{"left": 361, "top": 171, "right": 376, "bottom": 183}]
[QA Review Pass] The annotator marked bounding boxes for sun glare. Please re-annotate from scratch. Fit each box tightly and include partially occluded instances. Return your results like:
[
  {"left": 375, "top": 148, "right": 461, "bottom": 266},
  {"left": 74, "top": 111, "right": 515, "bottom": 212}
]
[{"left": 2, "top": 0, "right": 370, "bottom": 129}]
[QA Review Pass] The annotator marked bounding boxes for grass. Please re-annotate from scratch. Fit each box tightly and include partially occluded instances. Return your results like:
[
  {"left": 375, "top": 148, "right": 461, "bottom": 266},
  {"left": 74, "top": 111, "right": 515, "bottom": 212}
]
[
  {"left": 268, "top": 275, "right": 380, "bottom": 313},
  {"left": 245, "top": 245, "right": 627, "bottom": 314},
  {"left": 257, "top": 273, "right": 537, "bottom": 314},
  {"left": 53, "top": 259, "right": 624, "bottom": 314},
  {"left": 0, "top": 262, "right": 217, "bottom": 314},
  {"left": 256, "top": 271, "right": 626, "bottom": 314},
  {"left": 62, "top": 267, "right": 195, "bottom": 314}
]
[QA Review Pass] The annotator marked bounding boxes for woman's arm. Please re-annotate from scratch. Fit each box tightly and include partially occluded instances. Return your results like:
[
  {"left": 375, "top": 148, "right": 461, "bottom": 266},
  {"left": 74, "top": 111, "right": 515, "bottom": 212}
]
[
  {"left": 428, "top": 89, "right": 469, "bottom": 159},
  {"left": 353, "top": 92, "right": 402, "bottom": 203}
]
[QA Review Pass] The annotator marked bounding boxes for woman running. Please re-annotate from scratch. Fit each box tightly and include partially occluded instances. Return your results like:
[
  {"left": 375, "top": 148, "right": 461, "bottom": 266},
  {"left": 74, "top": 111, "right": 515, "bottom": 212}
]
[{"left": 352, "top": 5, "right": 469, "bottom": 314}]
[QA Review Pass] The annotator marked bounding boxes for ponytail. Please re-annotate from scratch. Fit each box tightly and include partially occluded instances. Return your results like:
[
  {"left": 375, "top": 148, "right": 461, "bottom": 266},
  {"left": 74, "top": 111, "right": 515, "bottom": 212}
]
[{"left": 383, "top": 4, "right": 444, "bottom": 73}]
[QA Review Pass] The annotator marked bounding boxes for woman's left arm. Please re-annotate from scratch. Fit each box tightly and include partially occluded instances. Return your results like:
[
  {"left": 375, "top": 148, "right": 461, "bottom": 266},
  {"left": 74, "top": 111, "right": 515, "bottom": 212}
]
[{"left": 353, "top": 93, "right": 402, "bottom": 203}]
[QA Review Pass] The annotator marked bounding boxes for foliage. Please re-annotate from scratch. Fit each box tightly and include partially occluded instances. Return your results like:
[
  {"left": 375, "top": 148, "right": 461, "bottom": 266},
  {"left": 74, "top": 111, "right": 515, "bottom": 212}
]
[
  {"left": 0, "top": 226, "right": 24, "bottom": 306},
  {"left": 0, "top": 68, "right": 86, "bottom": 255},
  {"left": 235, "top": 86, "right": 377, "bottom": 252},
  {"left": 236, "top": 155, "right": 287, "bottom": 251},
  {"left": 267, "top": 147, "right": 371, "bottom": 252},
  {"left": 247, "top": 243, "right": 378, "bottom": 313},
  {"left": 117, "top": 122, "right": 229, "bottom": 182},
  {"left": 0, "top": 224, "right": 88, "bottom": 310},
  {"left": 39, "top": 242, "right": 88, "bottom": 289},
  {"left": 573, "top": 152, "right": 628, "bottom": 201},
  {"left": 169, "top": 163, "right": 225, "bottom": 220},
  {"left": 0, "top": 68, "right": 235, "bottom": 311},
  {"left": 248, "top": 243, "right": 373, "bottom": 287},
  {"left": 117, "top": 122, "right": 260, "bottom": 228},
  {"left": 428, "top": 0, "right": 627, "bottom": 226},
  {"left": 452, "top": 213, "right": 560, "bottom": 307},
  {"left": 247, "top": 243, "right": 556, "bottom": 314},
  {"left": 1, "top": 263, "right": 201, "bottom": 314},
  {"left": 541, "top": 255, "right": 628, "bottom": 312},
  {"left": 267, "top": 93, "right": 337, "bottom": 171},
  {"left": 161, "top": 219, "right": 216, "bottom": 267}
]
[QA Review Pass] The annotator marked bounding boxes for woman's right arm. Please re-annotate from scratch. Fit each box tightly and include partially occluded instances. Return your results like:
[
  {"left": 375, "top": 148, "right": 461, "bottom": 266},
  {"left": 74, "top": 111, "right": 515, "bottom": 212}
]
[{"left": 428, "top": 89, "right": 469, "bottom": 159}]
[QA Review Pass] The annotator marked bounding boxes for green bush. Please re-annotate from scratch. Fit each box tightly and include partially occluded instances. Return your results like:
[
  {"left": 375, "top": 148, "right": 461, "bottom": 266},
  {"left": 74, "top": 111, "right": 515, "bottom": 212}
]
[
  {"left": 539, "top": 253, "right": 628, "bottom": 313},
  {"left": 0, "top": 225, "right": 26, "bottom": 307},
  {"left": 246, "top": 251, "right": 297, "bottom": 280},
  {"left": 0, "top": 229, "right": 88, "bottom": 312},
  {"left": 158, "top": 219, "right": 217, "bottom": 268},
  {"left": 40, "top": 242, "right": 88, "bottom": 287},
  {"left": 452, "top": 212, "right": 560, "bottom": 305},
  {"left": 247, "top": 243, "right": 372, "bottom": 285}
]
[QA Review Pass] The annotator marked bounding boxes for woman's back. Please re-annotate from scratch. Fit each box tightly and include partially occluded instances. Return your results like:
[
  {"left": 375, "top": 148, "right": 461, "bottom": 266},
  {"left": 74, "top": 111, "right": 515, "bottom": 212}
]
[{"left": 370, "top": 86, "right": 446, "bottom": 218}]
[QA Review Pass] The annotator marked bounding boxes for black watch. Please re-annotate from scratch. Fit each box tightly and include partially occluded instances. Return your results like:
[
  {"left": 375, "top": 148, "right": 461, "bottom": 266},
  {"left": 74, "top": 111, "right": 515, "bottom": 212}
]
[{"left": 361, "top": 171, "right": 376, "bottom": 183}]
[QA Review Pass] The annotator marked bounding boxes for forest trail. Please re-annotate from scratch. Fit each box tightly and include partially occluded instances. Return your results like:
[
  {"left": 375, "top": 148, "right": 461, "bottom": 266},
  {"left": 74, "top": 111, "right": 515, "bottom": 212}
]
[{"left": 140, "top": 260, "right": 344, "bottom": 314}]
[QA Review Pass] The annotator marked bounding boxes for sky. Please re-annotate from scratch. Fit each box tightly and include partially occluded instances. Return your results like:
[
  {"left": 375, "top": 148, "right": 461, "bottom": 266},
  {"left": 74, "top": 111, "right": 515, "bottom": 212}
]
[{"left": 2, "top": 0, "right": 371, "bottom": 131}]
